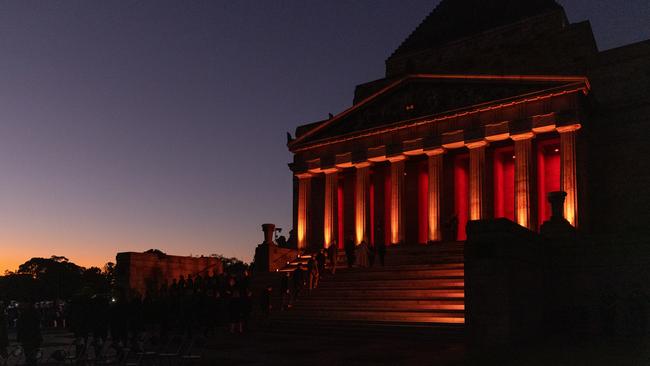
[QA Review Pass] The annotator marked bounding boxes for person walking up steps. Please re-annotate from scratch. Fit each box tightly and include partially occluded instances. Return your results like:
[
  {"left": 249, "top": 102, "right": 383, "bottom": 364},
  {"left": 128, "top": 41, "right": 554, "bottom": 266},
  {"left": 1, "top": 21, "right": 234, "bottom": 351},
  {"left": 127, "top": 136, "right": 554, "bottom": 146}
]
[{"left": 328, "top": 241, "right": 338, "bottom": 274}]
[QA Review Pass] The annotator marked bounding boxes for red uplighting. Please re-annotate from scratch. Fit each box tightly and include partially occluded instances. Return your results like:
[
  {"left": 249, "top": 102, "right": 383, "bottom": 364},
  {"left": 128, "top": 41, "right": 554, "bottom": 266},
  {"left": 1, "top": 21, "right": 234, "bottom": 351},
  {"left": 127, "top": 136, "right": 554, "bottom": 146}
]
[
  {"left": 337, "top": 182, "right": 344, "bottom": 249},
  {"left": 454, "top": 155, "right": 469, "bottom": 241},
  {"left": 418, "top": 165, "right": 429, "bottom": 244},
  {"left": 495, "top": 148, "right": 515, "bottom": 222},
  {"left": 537, "top": 140, "right": 561, "bottom": 228}
]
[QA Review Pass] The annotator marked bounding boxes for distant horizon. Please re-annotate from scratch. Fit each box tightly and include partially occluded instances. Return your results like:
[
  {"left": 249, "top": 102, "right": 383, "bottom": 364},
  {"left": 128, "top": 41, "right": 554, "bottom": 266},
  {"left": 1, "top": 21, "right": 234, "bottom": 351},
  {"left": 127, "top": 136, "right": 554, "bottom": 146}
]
[{"left": 1, "top": 0, "right": 648, "bottom": 274}]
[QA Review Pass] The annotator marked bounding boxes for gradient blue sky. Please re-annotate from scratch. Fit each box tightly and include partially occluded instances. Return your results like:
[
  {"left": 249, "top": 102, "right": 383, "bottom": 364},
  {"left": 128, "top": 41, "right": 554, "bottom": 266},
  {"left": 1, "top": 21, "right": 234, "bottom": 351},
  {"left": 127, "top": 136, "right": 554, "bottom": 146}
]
[{"left": 0, "top": 0, "right": 648, "bottom": 273}]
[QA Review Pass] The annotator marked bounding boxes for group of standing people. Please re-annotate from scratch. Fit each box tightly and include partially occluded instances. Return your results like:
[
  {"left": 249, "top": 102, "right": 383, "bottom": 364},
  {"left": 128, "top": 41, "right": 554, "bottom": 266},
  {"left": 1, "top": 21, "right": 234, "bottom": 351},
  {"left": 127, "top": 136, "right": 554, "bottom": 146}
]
[
  {"left": 343, "top": 237, "right": 387, "bottom": 268},
  {"left": 277, "top": 250, "right": 331, "bottom": 310},
  {"left": 0, "top": 302, "right": 43, "bottom": 366}
]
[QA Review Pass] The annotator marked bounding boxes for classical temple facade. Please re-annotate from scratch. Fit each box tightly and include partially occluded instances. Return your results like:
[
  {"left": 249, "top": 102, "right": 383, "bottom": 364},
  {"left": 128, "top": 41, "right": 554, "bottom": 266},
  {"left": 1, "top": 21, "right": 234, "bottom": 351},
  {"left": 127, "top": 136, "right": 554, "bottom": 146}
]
[{"left": 287, "top": 0, "right": 650, "bottom": 251}]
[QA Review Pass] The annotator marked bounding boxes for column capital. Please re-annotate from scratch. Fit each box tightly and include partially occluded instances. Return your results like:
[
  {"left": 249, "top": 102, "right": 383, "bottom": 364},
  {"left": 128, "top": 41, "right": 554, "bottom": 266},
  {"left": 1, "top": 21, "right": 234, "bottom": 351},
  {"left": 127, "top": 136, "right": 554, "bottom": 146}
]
[
  {"left": 295, "top": 172, "right": 313, "bottom": 179},
  {"left": 557, "top": 124, "right": 582, "bottom": 133},
  {"left": 425, "top": 148, "right": 445, "bottom": 157},
  {"left": 387, "top": 155, "right": 406, "bottom": 163},
  {"left": 466, "top": 140, "right": 489, "bottom": 149},
  {"left": 511, "top": 132, "right": 535, "bottom": 141},
  {"left": 321, "top": 168, "right": 340, "bottom": 175},
  {"left": 353, "top": 161, "right": 373, "bottom": 169}
]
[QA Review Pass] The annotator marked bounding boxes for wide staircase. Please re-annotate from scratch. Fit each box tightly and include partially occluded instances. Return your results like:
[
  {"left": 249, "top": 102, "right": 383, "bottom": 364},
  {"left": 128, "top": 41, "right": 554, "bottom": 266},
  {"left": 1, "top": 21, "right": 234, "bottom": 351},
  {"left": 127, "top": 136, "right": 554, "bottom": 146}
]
[{"left": 260, "top": 242, "right": 466, "bottom": 339}]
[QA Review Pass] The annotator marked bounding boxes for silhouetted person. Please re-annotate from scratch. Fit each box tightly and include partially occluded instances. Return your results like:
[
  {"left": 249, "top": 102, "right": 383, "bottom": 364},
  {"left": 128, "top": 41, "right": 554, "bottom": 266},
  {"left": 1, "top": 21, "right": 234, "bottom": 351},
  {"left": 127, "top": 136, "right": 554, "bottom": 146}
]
[
  {"left": 0, "top": 305, "right": 8, "bottom": 359},
  {"left": 344, "top": 236, "right": 356, "bottom": 268},
  {"left": 328, "top": 242, "right": 338, "bottom": 274},
  {"left": 109, "top": 297, "right": 128, "bottom": 348},
  {"left": 368, "top": 244, "right": 376, "bottom": 267},
  {"left": 276, "top": 235, "right": 288, "bottom": 248},
  {"left": 446, "top": 214, "right": 459, "bottom": 241},
  {"left": 260, "top": 286, "right": 272, "bottom": 321},
  {"left": 170, "top": 278, "right": 179, "bottom": 297},
  {"left": 178, "top": 275, "right": 186, "bottom": 295},
  {"left": 17, "top": 302, "right": 42, "bottom": 366},
  {"left": 356, "top": 241, "right": 370, "bottom": 268},
  {"left": 316, "top": 249, "right": 326, "bottom": 275},
  {"left": 194, "top": 273, "right": 204, "bottom": 293},
  {"left": 292, "top": 264, "right": 305, "bottom": 301},
  {"left": 287, "top": 229, "right": 297, "bottom": 248},
  {"left": 307, "top": 258, "right": 319, "bottom": 292},
  {"left": 186, "top": 275, "right": 194, "bottom": 293},
  {"left": 376, "top": 241, "right": 386, "bottom": 267},
  {"left": 225, "top": 277, "right": 242, "bottom": 334},
  {"left": 239, "top": 271, "right": 252, "bottom": 332},
  {"left": 280, "top": 272, "right": 290, "bottom": 310},
  {"left": 90, "top": 295, "right": 109, "bottom": 358}
]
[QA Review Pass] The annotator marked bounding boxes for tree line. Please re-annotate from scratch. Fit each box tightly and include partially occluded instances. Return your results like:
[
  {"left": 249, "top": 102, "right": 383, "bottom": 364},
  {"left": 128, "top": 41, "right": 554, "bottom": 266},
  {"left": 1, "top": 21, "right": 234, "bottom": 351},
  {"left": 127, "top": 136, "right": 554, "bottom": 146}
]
[{"left": 0, "top": 255, "right": 114, "bottom": 301}]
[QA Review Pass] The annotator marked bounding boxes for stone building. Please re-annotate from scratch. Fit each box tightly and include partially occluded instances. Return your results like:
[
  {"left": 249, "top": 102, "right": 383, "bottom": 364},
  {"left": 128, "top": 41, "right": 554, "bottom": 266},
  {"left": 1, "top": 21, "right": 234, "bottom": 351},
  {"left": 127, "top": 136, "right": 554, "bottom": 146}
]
[
  {"left": 115, "top": 251, "right": 222, "bottom": 297},
  {"left": 287, "top": 0, "right": 650, "bottom": 251}
]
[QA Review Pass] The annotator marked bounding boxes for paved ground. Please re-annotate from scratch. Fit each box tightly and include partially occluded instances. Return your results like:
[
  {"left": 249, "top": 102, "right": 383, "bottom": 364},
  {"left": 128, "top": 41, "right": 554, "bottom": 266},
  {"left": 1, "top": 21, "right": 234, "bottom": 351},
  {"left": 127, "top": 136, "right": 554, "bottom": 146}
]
[{"left": 4, "top": 328, "right": 650, "bottom": 365}]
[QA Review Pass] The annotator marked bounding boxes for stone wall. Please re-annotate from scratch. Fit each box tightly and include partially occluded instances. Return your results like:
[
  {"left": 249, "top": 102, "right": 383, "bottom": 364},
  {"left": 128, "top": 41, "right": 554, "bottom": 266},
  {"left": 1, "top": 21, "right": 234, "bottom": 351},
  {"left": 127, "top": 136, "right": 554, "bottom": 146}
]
[
  {"left": 115, "top": 252, "right": 223, "bottom": 297},
  {"left": 466, "top": 218, "right": 650, "bottom": 346}
]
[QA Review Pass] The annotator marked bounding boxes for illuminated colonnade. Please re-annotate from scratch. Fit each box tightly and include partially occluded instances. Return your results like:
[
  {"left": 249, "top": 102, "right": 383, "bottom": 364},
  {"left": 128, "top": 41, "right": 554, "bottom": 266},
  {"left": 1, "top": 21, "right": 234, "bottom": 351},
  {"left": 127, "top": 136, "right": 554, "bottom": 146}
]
[{"left": 294, "top": 125, "right": 580, "bottom": 248}]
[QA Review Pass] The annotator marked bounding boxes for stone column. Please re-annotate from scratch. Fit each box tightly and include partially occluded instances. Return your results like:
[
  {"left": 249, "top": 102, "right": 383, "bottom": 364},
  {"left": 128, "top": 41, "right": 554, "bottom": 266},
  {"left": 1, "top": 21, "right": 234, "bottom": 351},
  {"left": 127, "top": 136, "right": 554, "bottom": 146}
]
[
  {"left": 323, "top": 169, "right": 339, "bottom": 248},
  {"left": 426, "top": 149, "right": 444, "bottom": 242},
  {"left": 467, "top": 141, "right": 488, "bottom": 221},
  {"left": 512, "top": 133, "right": 533, "bottom": 229},
  {"left": 558, "top": 125, "right": 580, "bottom": 227},
  {"left": 296, "top": 174, "right": 312, "bottom": 250},
  {"left": 354, "top": 163, "right": 371, "bottom": 244},
  {"left": 389, "top": 156, "right": 406, "bottom": 245}
]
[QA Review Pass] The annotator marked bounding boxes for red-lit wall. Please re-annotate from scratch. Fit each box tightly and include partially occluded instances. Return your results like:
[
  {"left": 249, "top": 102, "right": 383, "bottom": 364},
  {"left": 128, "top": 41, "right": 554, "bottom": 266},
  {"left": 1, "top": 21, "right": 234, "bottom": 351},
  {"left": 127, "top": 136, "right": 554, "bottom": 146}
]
[
  {"left": 405, "top": 160, "right": 419, "bottom": 244},
  {"left": 384, "top": 166, "right": 392, "bottom": 245},
  {"left": 494, "top": 147, "right": 515, "bottom": 222},
  {"left": 454, "top": 155, "right": 469, "bottom": 241},
  {"left": 370, "top": 176, "right": 375, "bottom": 246},
  {"left": 337, "top": 177, "right": 344, "bottom": 249},
  {"left": 537, "top": 138, "right": 561, "bottom": 228},
  {"left": 418, "top": 162, "right": 429, "bottom": 244}
]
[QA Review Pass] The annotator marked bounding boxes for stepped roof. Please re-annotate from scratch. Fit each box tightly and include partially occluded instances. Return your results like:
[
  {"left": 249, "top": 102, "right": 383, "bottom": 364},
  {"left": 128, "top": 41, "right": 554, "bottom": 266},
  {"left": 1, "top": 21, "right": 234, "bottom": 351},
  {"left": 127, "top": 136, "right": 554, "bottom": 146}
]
[{"left": 391, "top": 0, "right": 564, "bottom": 58}]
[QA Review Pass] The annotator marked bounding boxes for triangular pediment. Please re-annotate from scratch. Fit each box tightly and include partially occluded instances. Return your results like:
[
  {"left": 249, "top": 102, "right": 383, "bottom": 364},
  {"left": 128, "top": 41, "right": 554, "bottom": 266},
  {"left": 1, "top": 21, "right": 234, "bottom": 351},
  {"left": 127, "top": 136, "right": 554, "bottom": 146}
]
[{"left": 290, "top": 75, "right": 587, "bottom": 148}]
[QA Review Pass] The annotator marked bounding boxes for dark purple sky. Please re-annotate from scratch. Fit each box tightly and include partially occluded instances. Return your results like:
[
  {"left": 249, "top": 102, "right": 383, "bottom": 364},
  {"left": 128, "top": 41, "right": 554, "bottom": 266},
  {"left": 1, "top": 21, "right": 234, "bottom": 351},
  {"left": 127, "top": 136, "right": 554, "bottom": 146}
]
[{"left": 0, "top": 0, "right": 648, "bottom": 272}]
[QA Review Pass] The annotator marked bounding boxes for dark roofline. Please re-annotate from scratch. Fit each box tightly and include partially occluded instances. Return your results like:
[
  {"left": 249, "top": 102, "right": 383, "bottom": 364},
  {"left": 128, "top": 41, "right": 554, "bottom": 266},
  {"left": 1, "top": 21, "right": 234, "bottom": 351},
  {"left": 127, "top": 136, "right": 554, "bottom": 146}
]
[{"left": 388, "top": 9, "right": 568, "bottom": 63}]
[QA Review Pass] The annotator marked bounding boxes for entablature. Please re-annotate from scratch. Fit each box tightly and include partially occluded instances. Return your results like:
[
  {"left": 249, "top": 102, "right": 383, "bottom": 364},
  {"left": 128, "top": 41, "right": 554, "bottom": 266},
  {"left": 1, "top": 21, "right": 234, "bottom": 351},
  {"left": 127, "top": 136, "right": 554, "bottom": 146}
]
[{"left": 290, "top": 108, "right": 583, "bottom": 175}]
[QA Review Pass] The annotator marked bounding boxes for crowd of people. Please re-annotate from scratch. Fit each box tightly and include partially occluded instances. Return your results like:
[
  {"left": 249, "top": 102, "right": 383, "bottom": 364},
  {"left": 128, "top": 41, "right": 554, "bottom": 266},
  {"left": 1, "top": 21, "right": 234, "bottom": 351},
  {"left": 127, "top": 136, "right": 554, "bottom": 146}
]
[
  {"left": 0, "top": 242, "right": 392, "bottom": 365},
  {"left": 0, "top": 270, "right": 256, "bottom": 365}
]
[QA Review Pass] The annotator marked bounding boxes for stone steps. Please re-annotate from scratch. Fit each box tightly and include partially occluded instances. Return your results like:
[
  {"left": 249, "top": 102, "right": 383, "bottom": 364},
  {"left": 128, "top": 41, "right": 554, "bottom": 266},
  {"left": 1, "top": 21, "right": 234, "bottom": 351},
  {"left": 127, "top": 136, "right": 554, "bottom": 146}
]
[
  {"left": 317, "top": 278, "right": 464, "bottom": 289},
  {"left": 260, "top": 241, "right": 467, "bottom": 332},
  {"left": 307, "top": 288, "right": 465, "bottom": 298},
  {"left": 272, "top": 309, "right": 465, "bottom": 324},
  {"left": 293, "top": 298, "right": 465, "bottom": 310},
  {"left": 262, "top": 319, "right": 464, "bottom": 340},
  {"left": 321, "top": 268, "right": 464, "bottom": 280}
]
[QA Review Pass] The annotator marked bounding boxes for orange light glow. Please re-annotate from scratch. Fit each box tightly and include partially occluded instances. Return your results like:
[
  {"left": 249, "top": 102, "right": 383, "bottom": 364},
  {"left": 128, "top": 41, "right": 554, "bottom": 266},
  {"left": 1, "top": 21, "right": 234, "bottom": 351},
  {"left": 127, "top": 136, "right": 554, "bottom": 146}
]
[
  {"left": 427, "top": 152, "right": 443, "bottom": 242},
  {"left": 355, "top": 164, "right": 371, "bottom": 244},
  {"left": 389, "top": 157, "right": 405, "bottom": 244},
  {"left": 513, "top": 136, "right": 533, "bottom": 229},
  {"left": 297, "top": 175, "right": 312, "bottom": 249},
  {"left": 559, "top": 126, "right": 580, "bottom": 227},
  {"left": 323, "top": 171, "right": 338, "bottom": 247},
  {"left": 468, "top": 142, "right": 487, "bottom": 221}
]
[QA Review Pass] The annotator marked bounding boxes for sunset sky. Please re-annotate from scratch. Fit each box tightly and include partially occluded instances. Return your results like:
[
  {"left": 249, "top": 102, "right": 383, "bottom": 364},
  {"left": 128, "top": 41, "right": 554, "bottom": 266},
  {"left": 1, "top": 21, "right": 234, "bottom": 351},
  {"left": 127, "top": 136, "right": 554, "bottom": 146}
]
[{"left": 0, "top": 0, "right": 648, "bottom": 274}]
